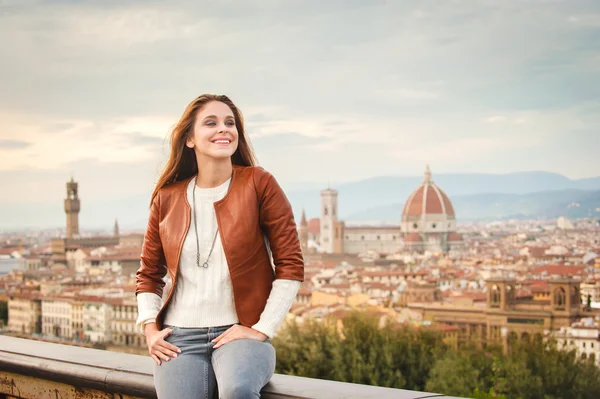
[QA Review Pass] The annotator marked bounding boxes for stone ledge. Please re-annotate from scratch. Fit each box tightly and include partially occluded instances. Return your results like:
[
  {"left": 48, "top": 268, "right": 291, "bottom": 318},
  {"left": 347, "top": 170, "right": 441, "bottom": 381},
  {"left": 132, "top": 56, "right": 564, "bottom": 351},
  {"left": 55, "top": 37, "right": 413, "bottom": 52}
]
[{"left": 0, "top": 335, "right": 463, "bottom": 399}]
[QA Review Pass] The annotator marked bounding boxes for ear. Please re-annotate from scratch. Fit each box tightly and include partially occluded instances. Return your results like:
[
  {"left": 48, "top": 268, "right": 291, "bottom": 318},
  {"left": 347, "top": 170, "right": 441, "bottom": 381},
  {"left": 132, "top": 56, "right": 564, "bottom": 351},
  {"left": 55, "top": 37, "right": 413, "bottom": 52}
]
[{"left": 185, "top": 136, "right": 195, "bottom": 148}]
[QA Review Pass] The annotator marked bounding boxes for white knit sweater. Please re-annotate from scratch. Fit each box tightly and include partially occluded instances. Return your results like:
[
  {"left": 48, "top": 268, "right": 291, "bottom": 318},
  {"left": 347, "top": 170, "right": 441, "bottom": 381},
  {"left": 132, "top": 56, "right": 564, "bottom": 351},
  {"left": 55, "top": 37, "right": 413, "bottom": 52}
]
[{"left": 136, "top": 177, "right": 300, "bottom": 338}]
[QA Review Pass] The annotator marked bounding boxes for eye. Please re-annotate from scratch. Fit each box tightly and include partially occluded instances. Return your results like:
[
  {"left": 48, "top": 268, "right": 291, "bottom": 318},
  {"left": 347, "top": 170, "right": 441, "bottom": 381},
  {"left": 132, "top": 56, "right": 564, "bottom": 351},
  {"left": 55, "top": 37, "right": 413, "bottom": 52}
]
[
  {"left": 205, "top": 121, "right": 216, "bottom": 126},
  {"left": 226, "top": 120, "right": 235, "bottom": 126}
]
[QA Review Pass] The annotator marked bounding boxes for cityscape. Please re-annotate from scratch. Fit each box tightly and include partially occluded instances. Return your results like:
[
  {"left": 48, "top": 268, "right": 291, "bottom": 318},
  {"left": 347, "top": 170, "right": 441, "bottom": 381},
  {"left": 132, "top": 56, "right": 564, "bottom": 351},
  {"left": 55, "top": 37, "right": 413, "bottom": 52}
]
[
  {"left": 1, "top": 166, "right": 599, "bottom": 359},
  {"left": 1, "top": 1, "right": 600, "bottom": 398}
]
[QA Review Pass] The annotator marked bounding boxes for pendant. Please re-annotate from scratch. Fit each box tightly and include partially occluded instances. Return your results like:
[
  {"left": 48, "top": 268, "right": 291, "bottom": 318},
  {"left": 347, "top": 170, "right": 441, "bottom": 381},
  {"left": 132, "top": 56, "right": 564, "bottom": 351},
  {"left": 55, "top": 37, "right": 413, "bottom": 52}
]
[{"left": 202, "top": 261, "right": 209, "bottom": 268}]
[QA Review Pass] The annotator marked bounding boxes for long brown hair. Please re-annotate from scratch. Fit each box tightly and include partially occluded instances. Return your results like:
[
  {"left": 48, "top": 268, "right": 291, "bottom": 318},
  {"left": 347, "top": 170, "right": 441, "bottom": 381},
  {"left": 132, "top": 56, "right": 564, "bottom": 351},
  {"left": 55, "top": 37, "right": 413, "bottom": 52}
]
[{"left": 150, "top": 94, "right": 257, "bottom": 205}]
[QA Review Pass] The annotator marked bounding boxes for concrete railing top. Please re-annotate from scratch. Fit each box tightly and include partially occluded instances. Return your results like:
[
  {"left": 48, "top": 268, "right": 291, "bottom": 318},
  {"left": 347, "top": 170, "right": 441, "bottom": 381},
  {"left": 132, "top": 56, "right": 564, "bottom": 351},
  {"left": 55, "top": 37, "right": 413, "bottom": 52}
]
[{"left": 0, "top": 335, "right": 464, "bottom": 399}]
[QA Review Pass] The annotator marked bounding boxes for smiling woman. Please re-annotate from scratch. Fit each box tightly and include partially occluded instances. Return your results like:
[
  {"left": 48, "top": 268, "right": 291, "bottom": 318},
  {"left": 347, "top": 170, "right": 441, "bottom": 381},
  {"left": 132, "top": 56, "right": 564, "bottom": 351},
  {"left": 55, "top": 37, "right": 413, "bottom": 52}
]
[
  {"left": 135, "top": 94, "right": 304, "bottom": 399},
  {"left": 150, "top": 94, "right": 257, "bottom": 203}
]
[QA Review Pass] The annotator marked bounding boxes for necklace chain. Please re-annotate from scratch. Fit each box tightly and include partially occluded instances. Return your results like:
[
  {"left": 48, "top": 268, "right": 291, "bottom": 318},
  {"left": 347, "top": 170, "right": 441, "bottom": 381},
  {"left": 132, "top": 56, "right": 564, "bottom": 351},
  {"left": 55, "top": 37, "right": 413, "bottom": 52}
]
[{"left": 192, "top": 181, "right": 219, "bottom": 268}]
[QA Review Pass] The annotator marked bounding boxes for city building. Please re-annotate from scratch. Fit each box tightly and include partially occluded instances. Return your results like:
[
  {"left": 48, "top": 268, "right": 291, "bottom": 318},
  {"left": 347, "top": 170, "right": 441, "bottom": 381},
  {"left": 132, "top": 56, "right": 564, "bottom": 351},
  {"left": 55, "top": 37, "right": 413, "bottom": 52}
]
[
  {"left": 83, "top": 299, "right": 112, "bottom": 343},
  {"left": 42, "top": 298, "right": 73, "bottom": 339},
  {"left": 65, "top": 177, "right": 81, "bottom": 239},
  {"left": 408, "top": 277, "right": 595, "bottom": 350},
  {"left": 302, "top": 166, "right": 462, "bottom": 255},
  {"left": 551, "top": 317, "right": 600, "bottom": 366},
  {"left": 8, "top": 293, "right": 41, "bottom": 334},
  {"left": 111, "top": 298, "right": 147, "bottom": 349},
  {"left": 401, "top": 165, "right": 463, "bottom": 253}
]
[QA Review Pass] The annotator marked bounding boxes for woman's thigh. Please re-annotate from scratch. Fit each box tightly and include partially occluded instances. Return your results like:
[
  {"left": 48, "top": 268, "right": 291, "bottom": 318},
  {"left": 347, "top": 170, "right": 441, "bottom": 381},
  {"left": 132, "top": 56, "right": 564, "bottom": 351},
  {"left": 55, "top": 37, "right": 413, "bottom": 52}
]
[
  {"left": 154, "top": 326, "right": 217, "bottom": 399},
  {"left": 211, "top": 338, "right": 276, "bottom": 399}
]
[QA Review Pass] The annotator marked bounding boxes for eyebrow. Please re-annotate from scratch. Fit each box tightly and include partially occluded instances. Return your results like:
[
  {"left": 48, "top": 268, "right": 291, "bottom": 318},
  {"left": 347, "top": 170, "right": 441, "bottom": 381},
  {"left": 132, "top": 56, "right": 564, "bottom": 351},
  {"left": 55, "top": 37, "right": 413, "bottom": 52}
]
[{"left": 202, "top": 115, "right": 234, "bottom": 120}]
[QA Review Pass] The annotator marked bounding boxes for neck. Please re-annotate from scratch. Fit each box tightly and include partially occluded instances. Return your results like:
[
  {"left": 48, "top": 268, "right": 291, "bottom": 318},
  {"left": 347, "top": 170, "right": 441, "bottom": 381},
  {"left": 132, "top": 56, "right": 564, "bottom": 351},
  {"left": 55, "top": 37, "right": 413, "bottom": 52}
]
[{"left": 195, "top": 157, "right": 233, "bottom": 188}]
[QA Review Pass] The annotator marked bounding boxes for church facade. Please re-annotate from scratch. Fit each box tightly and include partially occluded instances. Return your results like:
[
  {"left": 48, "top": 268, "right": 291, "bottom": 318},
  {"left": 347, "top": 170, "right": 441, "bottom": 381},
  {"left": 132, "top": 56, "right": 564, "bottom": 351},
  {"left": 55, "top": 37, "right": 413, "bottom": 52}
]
[{"left": 300, "top": 166, "right": 463, "bottom": 255}]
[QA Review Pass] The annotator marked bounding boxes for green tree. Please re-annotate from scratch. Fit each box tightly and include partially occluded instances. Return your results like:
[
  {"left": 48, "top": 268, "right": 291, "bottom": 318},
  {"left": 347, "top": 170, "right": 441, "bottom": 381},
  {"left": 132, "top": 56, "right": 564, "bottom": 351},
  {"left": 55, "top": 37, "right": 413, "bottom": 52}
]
[
  {"left": 272, "top": 310, "right": 600, "bottom": 398},
  {"left": 273, "top": 317, "right": 345, "bottom": 381},
  {"left": 338, "top": 312, "right": 406, "bottom": 387},
  {"left": 425, "top": 343, "right": 494, "bottom": 397}
]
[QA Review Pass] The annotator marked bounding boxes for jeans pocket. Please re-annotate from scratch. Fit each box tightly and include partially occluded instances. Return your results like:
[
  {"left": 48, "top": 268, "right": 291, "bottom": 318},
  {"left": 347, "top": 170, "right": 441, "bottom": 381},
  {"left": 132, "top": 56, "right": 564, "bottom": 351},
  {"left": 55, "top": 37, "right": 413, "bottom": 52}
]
[{"left": 164, "top": 325, "right": 179, "bottom": 336}]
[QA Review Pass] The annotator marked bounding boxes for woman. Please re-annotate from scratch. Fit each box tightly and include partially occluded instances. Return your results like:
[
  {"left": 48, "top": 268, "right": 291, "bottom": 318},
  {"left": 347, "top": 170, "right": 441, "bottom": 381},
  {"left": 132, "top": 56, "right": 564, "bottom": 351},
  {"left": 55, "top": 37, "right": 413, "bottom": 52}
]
[{"left": 135, "top": 94, "right": 304, "bottom": 399}]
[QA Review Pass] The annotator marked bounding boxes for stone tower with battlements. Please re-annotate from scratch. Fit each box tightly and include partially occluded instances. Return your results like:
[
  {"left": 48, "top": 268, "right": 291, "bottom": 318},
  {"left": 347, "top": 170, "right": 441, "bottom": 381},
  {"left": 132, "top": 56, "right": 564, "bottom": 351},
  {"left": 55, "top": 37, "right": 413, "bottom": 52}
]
[{"left": 64, "top": 177, "right": 81, "bottom": 238}]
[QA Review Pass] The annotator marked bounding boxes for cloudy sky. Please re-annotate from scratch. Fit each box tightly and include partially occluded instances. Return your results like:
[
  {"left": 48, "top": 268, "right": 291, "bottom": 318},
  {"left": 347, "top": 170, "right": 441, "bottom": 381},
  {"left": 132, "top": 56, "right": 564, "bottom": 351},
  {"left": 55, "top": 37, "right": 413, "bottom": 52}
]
[{"left": 1, "top": 0, "right": 599, "bottom": 210}]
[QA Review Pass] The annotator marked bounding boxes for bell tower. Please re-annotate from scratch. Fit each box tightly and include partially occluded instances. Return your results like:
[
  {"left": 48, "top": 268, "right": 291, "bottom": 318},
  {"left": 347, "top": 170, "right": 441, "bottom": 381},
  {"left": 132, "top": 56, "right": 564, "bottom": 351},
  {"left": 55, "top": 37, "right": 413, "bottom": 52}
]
[
  {"left": 320, "top": 188, "right": 338, "bottom": 253},
  {"left": 486, "top": 277, "right": 516, "bottom": 311},
  {"left": 64, "top": 177, "right": 81, "bottom": 238},
  {"left": 550, "top": 278, "right": 581, "bottom": 313},
  {"left": 299, "top": 209, "right": 308, "bottom": 254}
]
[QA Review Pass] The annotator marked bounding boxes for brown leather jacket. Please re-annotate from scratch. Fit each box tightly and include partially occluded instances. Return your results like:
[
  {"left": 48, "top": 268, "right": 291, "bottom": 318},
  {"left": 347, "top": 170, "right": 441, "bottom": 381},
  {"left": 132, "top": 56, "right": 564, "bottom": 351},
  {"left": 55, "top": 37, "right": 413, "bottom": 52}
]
[{"left": 135, "top": 165, "right": 304, "bottom": 329}]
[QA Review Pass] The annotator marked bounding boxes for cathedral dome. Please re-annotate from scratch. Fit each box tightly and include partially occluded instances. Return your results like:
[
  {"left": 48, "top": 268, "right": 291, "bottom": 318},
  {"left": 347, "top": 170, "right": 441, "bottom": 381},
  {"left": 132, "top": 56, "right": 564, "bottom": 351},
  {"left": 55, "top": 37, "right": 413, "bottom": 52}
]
[
  {"left": 402, "top": 165, "right": 455, "bottom": 221},
  {"left": 404, "top": 233, "right": 423, "bottom": 243}
]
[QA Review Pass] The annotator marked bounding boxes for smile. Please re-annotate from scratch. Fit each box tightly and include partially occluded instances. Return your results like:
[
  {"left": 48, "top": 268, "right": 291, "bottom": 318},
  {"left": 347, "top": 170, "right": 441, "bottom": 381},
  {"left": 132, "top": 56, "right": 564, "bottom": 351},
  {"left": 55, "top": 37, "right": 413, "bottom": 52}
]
[{"left": 212, "top": 139, "right": 231, "bottom": 144}]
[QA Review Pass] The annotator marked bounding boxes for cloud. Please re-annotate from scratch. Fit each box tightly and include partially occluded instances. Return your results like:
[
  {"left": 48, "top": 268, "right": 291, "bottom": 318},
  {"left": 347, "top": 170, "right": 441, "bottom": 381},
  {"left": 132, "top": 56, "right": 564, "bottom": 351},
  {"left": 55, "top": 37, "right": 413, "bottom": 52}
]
[
  {"left": 127, "top": 132, "right": 166, "bottom": 146},
  {"left": 0, "top": 139, "right": 31, "bottom": 149},
  {"left": 484, "top": 115, "right": 529, "bottom": 124},
  {"left": 0, "top": 0, "right": 599, "bottom": 214},
  {"left": 0, "top": 112, "right": 174, "bottom": 171},
  {"left": 43, "top": 122, "right": 76, "bottom": 132}
]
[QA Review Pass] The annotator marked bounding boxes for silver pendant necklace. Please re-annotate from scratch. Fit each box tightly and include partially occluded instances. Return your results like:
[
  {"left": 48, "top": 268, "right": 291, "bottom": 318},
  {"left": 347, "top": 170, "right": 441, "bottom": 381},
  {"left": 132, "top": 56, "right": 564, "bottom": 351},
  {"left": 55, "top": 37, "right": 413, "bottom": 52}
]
[{"left": 192, "top": 181, "right": 219, "bottom": 268}]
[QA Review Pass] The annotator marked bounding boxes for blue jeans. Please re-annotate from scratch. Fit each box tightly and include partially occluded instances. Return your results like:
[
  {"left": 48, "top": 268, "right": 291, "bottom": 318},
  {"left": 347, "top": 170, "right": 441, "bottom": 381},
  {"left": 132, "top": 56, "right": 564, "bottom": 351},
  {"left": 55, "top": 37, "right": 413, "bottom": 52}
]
[{"left": 154, "top": 324, "right": 276, "bottom": 399}]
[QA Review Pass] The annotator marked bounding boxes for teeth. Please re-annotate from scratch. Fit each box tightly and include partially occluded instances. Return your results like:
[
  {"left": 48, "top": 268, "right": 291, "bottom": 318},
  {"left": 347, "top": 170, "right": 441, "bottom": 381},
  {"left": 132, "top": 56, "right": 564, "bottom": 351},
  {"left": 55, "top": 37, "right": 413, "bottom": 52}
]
[{"left": 214, "top": 140, "right": 229, "bottom": 144}]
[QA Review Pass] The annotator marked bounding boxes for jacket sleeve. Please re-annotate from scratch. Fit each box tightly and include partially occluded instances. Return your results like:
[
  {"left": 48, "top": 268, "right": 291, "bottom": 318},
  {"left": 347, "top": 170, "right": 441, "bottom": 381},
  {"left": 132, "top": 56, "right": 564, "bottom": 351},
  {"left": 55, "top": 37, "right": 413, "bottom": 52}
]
[
  {"left": 255, "top": 167, "right": 304, "bottom": 282},
  {"left": 135, "top": 191, "right": 168, "bottom": 297}
]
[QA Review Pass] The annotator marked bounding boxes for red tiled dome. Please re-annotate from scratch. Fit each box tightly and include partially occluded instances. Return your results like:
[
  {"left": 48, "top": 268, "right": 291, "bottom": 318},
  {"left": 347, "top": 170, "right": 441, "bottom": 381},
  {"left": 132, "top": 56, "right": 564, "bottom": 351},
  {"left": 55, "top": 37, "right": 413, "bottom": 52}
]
[
  {"left": 402, "top": 166, "right": 455, "bottom": 219},
  {"left": 404, "top": 233, "right": 423, "bottom": 243}
]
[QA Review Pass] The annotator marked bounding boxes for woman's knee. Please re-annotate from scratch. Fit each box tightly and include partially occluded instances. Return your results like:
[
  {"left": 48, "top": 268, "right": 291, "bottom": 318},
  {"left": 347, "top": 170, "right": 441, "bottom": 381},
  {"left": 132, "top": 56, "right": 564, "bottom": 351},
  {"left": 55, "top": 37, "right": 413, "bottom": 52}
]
[{"left": 219, "top": 381, "right": 260, "bottom": 399}]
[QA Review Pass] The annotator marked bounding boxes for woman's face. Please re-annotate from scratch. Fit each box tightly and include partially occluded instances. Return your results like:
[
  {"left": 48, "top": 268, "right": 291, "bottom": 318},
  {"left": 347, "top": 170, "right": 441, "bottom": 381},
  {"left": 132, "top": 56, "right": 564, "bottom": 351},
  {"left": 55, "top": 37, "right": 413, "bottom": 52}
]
[{"left": 186, "top": 100, "right": 239, "bottom": 161}]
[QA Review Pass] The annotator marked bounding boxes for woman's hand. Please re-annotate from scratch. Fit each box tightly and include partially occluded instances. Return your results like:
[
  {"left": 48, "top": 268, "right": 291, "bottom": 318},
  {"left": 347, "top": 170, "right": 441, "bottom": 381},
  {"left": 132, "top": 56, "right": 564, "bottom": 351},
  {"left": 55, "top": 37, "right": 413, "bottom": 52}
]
[
  {"left": 211, "top": 324, "right": 268, "bottom": 349},
  {"left": 145, "top": 323, "right": 182, "bottom": 365}
]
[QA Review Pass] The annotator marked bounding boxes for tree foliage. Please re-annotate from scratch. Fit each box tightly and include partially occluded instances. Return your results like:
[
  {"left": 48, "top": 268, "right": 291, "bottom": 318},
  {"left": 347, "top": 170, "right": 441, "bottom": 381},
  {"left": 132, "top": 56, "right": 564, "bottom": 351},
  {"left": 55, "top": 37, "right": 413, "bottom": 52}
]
[{"left": 272, "top": 311, "right": 600, "bottom": 399}]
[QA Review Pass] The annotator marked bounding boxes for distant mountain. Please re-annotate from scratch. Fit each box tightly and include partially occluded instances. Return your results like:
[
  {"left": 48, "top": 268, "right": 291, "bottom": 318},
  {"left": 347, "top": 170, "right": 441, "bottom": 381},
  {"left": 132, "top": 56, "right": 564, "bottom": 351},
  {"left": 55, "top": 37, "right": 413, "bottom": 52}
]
[
  {"left": 286, "top": 171, "right": 600, "bottom": 222},
  {"left": 1, "top": 171, "right": 599, "bottom": 231},
  {"left": 345, "top": 190, "right": 600, "bottom": 222}
]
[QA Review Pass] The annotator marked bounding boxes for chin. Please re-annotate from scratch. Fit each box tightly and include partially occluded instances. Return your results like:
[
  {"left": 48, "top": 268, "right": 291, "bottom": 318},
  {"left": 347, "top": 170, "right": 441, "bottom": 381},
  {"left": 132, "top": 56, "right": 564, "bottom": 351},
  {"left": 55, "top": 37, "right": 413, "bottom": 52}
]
[{"left": 209, "top": 151, "right": 235, "bottom": 160}]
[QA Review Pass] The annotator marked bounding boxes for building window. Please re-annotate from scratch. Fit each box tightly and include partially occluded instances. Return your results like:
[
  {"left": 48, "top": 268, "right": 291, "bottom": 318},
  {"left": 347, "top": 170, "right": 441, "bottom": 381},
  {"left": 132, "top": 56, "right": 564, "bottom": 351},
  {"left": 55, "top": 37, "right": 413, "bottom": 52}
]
[
  {"left": 324, "top": 206, "right": 328, "bottom": 216},
  {"left": 413, "top": 223, "right": 418, "bottom": 229},
  {"left": 377, "top": 235, "right": 380, "bottom": 240},
  {"left": 432, "top": 223, "right": 436, "bottom": 229},
  {"left": 554, "top": 287, "right": 566, "bottom": 310},
  {"left": 491, "top": 285, "right": 501, "bottom": 307},
  {"left": 361, "top": 236, "right": 365, "bottom": 240}
]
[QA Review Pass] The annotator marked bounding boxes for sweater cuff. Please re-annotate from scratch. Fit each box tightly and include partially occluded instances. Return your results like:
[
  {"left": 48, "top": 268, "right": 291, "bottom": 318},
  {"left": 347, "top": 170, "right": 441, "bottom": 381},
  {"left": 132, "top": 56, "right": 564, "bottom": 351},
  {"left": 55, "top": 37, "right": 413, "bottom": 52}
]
[
  {"left": 252, "top": 279, "right": 300, "bottom": 338},
  {"left": 136, "top": 292, "right": 162, "bottom": 334}
]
